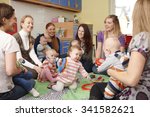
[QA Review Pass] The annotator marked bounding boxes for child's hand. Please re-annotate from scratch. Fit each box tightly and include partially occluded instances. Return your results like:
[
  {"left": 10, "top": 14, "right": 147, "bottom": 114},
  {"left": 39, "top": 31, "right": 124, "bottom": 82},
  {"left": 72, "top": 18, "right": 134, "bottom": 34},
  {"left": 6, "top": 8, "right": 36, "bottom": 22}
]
[
  {"left": 23, "top": 67, "right": 28, "bottom": 73},
  {"left": 95, "top": 58, "right": 104, "bottom": 66},
  {"left": 43, "top": 60, "right": 48, "bottom": 65},
  {"left": 57, "top": 58, "right": 62, "bottom": 66},
  {"left": 86, "top": 75, "right": 92, "bottom": 81},
  {"left": 97, "top": 66, "right": 101, "bottom": 72}
]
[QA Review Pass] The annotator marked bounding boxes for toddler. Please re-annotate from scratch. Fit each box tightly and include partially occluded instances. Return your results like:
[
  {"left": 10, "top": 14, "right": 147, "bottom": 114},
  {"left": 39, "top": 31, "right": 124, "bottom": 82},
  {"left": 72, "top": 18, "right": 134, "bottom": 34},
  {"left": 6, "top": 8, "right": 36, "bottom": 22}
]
[
  {"left": 38, "top": 48, "right": 58, "bottom": 85},
  {"left": 52, "top": 45, "right": 90, "bottom": 91}
]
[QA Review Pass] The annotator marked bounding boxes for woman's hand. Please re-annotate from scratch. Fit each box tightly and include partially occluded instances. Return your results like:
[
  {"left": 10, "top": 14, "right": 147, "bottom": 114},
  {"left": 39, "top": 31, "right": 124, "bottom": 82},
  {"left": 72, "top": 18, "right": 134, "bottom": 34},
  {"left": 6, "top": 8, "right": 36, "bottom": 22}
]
[
  {"left": 107, "top": 69, "right": 112, "bottom": 76},
  {"left": 33, "top": 65, "right": 42, "bottom": 74},
  {"left": 40, "top": 36, "right": 47, "bottom": 46}
]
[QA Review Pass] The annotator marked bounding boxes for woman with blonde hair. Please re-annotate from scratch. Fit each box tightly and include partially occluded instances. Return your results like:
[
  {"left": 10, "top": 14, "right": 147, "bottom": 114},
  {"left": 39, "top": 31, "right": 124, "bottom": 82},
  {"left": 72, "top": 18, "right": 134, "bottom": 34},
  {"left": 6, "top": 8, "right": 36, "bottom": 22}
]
[
  {"left": 96, "top": 15, "right": 125, "bottom": 59},
  {"left": 93, "top": 15, "right": 125, "bottom": 74},
  {"left": 90, "top": 0, "right": 150, "bottom": 100},
  {"left": 14, "top": 15, "right": 42, "bottom": 79}
]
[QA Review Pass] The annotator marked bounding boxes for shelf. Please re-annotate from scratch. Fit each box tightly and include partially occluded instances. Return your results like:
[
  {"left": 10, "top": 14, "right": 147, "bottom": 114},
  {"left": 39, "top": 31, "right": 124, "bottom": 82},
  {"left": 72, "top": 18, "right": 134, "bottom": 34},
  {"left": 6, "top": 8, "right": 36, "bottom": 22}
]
[
  {"left": 59, "top": 37, "right": 73, "bottom": 41},
  {"left": 13, "top": 0, "right": 81, "bottom": 12}
]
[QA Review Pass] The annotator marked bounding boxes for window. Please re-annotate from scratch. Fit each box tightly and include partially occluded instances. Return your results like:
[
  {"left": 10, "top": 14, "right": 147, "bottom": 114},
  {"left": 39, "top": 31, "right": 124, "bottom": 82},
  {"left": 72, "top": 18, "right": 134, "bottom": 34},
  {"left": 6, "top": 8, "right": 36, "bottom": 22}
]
[{"left": 110, "top": 0, "right": 137, "bottom": 35}]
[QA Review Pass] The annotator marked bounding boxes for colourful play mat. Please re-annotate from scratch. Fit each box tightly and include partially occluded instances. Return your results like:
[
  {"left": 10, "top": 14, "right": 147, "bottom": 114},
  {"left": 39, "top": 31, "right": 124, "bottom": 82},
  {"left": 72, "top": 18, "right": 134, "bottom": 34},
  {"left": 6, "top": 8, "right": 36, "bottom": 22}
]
[{"left": 19, "top": 73, "right": 109, "bottom": 100}]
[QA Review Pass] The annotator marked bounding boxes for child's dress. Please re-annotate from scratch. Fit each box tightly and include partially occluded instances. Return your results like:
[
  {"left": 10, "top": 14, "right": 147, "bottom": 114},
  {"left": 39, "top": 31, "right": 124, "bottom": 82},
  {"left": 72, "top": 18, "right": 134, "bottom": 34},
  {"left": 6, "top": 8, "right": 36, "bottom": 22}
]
[{"left": 38, "top": 59, "right": 58, "bottom": 82}]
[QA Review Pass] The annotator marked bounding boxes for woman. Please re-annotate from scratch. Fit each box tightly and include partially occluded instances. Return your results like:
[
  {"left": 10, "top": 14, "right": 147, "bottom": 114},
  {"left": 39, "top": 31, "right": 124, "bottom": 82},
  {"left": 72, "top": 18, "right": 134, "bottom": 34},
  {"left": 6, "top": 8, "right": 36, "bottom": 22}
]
[
  {"left": 14, "top": 15, "right": 42, "bottom": 79},
  {"left": 90, "top": 0, "right": 150, "bottom": 100},
  {"left": 34, "top": 22, "right": 61, "bottom": 59},
  {"left": 0, "top": 3, "right": 28, "bottom": 99},
  {"left": 75, "top": 24, "right": 93, "bottom": 73},
  {"left": 93, "top": 15, "right": 125, "bottom": 74}
]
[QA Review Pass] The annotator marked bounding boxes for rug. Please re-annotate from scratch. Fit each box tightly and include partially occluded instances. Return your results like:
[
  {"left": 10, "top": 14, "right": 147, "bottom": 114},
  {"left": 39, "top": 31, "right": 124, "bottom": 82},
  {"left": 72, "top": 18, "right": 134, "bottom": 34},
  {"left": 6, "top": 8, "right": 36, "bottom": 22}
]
[{"left": 19, "top": 73, "right": 109, "bottom": 100}]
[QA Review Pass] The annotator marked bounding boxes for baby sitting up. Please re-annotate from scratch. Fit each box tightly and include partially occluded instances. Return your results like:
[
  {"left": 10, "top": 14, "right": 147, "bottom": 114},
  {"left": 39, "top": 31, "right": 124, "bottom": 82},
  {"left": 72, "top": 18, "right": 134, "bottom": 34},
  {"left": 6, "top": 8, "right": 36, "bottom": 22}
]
[
  {"left": 38, "top": 49, "right": 58, "bottom": 86},
  {"left": 52, "top": 45, "right": 91, "bottom": 91},
  {"left": 97, "top": 37, "right": 129, "bottom": 100}
]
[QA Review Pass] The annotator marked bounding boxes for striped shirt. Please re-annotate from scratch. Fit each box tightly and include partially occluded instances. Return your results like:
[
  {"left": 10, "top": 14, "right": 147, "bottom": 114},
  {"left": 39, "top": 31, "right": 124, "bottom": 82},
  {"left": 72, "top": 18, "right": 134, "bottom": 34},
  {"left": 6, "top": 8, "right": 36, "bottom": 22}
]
[{"left": 57, "top": 57, "right": 88, "bottom": 84}]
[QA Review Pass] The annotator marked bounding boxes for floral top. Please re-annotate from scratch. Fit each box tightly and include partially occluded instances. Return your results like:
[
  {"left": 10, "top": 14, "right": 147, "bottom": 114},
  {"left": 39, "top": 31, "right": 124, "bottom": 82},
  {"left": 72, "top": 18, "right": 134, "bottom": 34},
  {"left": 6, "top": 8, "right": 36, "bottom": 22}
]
[{"left": 118, "top": 32, "right": 150, "bottom": 100}]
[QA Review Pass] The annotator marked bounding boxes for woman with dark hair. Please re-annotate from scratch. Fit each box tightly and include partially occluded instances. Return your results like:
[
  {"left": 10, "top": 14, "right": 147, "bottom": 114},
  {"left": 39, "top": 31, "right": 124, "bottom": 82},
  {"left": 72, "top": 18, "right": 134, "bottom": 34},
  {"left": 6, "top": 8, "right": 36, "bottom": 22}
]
[
  {"left": 75, "top": 24, "right": 93, "bottom": 73},
  {"left": 34, "top": 22, "right": 61, "bottom": 61},
  {"left": 0, "top": 3, "right": 28, "bottom": 99}
]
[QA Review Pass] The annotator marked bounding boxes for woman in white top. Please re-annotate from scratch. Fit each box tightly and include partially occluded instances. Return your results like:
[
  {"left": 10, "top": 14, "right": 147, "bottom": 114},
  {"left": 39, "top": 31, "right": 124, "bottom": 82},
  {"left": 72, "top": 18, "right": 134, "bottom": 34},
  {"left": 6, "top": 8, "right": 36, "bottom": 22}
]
[
  {"left": 14, "top": 15, "right": 42, "bottom": 79},
  {"left": 0, "top": 3, "right": 28, "bottom": 99}
]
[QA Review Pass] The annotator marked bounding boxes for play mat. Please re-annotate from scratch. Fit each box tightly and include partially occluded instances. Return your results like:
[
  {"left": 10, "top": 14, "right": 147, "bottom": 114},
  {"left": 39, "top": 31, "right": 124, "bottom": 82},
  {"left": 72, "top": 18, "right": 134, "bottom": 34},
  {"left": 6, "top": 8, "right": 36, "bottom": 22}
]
[{"left": 19, "top": 73, "right": 109, "bottom": 100}]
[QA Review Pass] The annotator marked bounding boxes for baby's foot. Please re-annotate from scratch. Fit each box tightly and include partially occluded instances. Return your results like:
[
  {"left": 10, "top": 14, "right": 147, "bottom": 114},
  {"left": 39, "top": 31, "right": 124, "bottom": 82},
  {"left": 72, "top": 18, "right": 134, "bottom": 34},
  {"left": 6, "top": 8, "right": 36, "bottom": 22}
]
[
  {"left": 47, "top": 82, "right": 55, "bottom": 89},
  {"left": 29, "top": 88, "right": 40, "bottom": 97}
]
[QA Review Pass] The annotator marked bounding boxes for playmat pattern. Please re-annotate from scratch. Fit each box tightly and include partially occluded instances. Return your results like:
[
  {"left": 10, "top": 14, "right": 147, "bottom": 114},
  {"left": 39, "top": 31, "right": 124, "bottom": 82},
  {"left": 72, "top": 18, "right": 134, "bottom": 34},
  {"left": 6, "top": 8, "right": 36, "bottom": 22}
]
[{"left": 19, "top": 73, "right": 109, "bottom": 100}]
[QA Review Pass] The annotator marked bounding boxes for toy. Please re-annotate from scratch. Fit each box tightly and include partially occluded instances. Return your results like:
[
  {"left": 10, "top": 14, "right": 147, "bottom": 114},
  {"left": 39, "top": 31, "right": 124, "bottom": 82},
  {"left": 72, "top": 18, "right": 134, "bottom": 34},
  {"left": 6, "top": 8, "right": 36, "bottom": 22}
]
[
  {"left": 57, "top": 58, "right": 67, "bottom": 73},
  {"left": 95, "top": 58, "right": 105, "bottom": 66},
  {"left": 81, "top": 76, "right": 104, "bottom": 91}
]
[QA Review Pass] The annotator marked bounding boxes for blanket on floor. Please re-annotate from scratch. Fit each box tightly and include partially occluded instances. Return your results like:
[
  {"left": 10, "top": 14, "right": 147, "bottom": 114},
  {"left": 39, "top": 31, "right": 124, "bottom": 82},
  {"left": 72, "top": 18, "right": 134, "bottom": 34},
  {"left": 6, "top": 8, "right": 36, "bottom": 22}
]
[{"left": 19, "top": 73, "right": 109, "bottom": 100}]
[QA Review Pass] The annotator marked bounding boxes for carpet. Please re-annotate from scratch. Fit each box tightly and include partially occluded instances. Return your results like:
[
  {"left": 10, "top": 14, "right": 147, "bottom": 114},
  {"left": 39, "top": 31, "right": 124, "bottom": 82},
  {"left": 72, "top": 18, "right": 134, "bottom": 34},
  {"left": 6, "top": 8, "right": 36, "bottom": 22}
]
[{"left": 19, "top": 73, "right": 109, "bottom": 100}]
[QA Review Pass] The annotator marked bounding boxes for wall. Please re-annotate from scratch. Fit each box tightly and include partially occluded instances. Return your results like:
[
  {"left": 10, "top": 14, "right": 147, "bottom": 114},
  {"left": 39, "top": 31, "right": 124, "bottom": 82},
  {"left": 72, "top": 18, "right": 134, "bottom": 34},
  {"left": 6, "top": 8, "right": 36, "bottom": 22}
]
[
  {"left": 10, "top": 0, "right": 76, "bottom": 37},
  {"left": 0, "top": 0, "right": 9, "bottom": 3},
  {"left": 78, "top": 0, "right": 109, "bottom": 44},
  {"left": 7, "top": 0, "right": 109, "bottom": 45}
]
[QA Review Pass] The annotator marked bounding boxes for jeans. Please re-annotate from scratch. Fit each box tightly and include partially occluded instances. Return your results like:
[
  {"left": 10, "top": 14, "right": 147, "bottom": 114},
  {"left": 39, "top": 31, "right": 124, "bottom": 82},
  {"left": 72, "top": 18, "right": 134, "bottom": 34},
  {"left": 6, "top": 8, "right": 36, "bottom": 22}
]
[
  {"left": 0, "top": 85, "right": 28, "bottom": 100},
  {"left": 89, "top": 82, "right": 119, "bottom": 100},
  {"left": 13, "top": 71, "right": 35, "bottom": 92}
]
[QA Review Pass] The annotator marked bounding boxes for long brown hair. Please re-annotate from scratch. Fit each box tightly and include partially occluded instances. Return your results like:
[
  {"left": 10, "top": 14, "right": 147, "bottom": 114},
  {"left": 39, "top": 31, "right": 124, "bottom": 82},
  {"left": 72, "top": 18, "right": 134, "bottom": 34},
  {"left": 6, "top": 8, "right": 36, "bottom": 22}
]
[
  {"left": 45, "top": 22, "right": 59, "bottom": 53},
  {"left": 75, "top": 24, "right": 93, "bottom": 54},
  {"left": 132, "top": 0, "right": 150, "bottom": 36}
]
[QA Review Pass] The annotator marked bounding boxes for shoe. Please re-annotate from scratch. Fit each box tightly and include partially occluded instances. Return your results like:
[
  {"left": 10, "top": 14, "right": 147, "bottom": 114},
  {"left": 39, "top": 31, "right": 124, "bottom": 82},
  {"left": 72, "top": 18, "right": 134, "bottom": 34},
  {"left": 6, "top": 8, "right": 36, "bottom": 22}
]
[{"left": 29, "top": 88, "right": 40, "bottom": 97}]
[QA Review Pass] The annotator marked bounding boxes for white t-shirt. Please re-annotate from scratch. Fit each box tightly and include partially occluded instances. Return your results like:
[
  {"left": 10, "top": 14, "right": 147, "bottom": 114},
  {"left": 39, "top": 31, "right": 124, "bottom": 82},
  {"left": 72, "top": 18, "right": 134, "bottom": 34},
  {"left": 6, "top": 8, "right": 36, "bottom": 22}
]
[{"left": 0, "top": 30, "right": 20, "bottom": 93}]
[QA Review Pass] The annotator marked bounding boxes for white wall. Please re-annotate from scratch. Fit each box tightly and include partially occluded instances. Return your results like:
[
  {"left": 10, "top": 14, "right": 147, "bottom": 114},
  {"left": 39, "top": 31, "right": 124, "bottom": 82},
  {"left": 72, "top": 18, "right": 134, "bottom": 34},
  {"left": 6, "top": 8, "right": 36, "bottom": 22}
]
[{"left": 10, "top": 0, "right": 76, "bottom": 37}]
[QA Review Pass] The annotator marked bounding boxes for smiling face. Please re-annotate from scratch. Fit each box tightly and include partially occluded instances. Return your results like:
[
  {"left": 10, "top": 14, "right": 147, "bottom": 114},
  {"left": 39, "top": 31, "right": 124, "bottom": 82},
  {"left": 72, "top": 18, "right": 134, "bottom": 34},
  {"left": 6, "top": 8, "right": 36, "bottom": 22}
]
[
  {"left": 46, "top": 25, "right": 55, "bottom": 37},
  {"left": 45, "top": 49, "right": 58, "bottom": 63},
  {"left": 104, "top": 18, "right": 114, "bottom": 32},
  {"left": 69, "top": 47, "right": 82, "bottom": 62},
  {"left": 77, "top": 26, "right": 84, "bottom": 41},
  {"left": 5, "top": 13, "right": 17, "bottom": 32},
  {"left": 21, "top": 16, "right": 33, "bottom": 33}
]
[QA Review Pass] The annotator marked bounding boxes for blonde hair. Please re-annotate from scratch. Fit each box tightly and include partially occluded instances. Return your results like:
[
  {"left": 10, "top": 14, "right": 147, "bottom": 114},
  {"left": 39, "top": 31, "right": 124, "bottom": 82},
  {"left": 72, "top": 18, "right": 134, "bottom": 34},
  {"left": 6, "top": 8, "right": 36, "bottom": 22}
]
[
  {"left": 45, "top": 48, "right": 58, "bottom": 57},
  {"left": 104, "top": 15, "right": 122, "bottom": 38},
  {"left": 68, "top": 45, "right": 82, "bottom": 56},
  {"left": 132, "top": 0, "right": 150, "bottom": 36},
  {"left": 20, "top": 15, "right": 33, "bottom": 29},
  {"left": 20, "top": 15, "right": 34, "bottom": 46},
  {"left": 69, "top": 39, "right": 81, "bottom": 48}
]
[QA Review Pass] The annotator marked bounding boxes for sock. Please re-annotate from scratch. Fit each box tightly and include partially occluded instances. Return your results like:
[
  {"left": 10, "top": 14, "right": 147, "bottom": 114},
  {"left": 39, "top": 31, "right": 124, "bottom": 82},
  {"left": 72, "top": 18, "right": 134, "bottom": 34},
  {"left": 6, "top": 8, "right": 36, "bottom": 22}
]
[{"left": 29, "top": 88, "right": 40, "bottom": 97}]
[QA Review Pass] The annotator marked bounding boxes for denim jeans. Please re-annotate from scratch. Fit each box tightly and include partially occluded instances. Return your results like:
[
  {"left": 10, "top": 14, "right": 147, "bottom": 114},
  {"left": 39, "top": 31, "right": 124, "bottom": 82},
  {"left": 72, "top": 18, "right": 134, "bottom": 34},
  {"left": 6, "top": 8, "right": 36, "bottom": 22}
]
[
  {"left": 13, "top": 71, "right": 35, "bottom": 92},
  {"left": 0, "top": 85, "right": 28, "bottom": 100}
]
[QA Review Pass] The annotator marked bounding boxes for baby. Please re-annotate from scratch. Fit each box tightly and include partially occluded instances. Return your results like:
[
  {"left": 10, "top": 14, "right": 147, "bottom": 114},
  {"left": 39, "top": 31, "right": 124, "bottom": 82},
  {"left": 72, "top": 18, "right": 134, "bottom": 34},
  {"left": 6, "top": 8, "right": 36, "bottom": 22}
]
[
  {"left": 37, "top": 32, "right": 51, "bottom": 62},
  {"left": 57, "top": 39, "right": 83, "bottom": 73},
  {"left": 38, "top": 49, "right": 58, "bottom": 85},
  {"left": 70, "top": 39, "right": 84, "bottom": 53},
  {"left": 52, "top": 45, "right": 90, "bottom": 91},
  {"left": 97, "top": 38, "right": 129, "bottom": 100}
]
